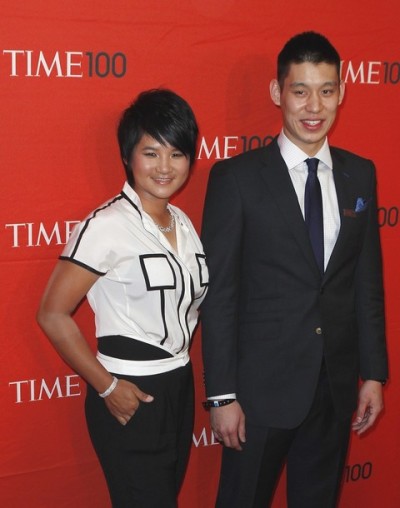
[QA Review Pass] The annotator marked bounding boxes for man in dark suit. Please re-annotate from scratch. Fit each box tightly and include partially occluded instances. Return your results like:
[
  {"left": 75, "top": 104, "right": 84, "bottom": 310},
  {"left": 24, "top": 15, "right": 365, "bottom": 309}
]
[{"left": 201, "top": 31, "right": 388, "bottom": 507}]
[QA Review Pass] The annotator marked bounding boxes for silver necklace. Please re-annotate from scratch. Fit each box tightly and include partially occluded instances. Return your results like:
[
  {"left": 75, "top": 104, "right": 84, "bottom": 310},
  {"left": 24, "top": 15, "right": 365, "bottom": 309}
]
[{"left": 154, "top": 207, "right": 175, "bottom": 233}]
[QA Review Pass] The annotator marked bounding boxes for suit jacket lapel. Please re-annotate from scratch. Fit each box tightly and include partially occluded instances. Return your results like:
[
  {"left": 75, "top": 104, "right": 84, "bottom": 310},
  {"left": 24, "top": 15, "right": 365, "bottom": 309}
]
[
  {"left": 324, "top": 150, "right": 353, "bottom": 280},
  {"left": 258, "top": 140, "right": 322, "bottom": 278}
]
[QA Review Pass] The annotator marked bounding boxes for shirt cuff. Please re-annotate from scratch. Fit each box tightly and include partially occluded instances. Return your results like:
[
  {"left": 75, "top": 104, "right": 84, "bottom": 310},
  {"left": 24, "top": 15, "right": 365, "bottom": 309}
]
[{"left": 208, "top": 393, "right": 236, "bottom": 400}]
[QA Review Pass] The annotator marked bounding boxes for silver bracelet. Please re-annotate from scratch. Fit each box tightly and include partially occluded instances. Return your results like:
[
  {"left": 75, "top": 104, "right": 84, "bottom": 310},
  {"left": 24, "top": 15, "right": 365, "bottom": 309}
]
[{"left": 98, "top": 376, "right": 118, "bottom": 398}]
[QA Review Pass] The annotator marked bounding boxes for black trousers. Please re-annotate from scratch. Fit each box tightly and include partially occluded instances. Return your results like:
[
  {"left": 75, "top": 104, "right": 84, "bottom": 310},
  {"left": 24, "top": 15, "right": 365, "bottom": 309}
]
[
  {"left": 85, "top": 362, "right": 194, "bottom": 508},
  {"left": 216, "top": 366, "right": 351, "bottom": 508}
]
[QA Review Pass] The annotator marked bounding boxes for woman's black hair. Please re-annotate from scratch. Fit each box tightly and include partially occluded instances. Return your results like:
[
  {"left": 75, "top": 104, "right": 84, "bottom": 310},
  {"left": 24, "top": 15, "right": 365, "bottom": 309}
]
[{"left": 117, "top": 89, "right": 199, "bottom": 185}]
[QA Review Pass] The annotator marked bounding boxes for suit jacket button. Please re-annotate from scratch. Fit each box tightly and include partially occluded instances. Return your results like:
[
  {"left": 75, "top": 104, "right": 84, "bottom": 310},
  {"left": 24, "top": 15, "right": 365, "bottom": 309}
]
[{"left": 315, "top": 327, "right": 322, "bottom": 335}]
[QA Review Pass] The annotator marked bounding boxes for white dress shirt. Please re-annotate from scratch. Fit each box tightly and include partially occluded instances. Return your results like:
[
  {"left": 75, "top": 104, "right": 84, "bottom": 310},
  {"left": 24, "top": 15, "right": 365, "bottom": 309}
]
[{"left": 277, "top": 131, "right": 340, "bottom": 270}]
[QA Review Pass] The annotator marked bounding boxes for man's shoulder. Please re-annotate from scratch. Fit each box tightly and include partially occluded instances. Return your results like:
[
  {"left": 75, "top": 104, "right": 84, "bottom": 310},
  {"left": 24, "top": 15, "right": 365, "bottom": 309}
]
[
  {"left": 330, "top": 145, "right": 374, "bottom": 166},
  {"left": 211, "top": 139, "right": 278, "bottom": 174}
]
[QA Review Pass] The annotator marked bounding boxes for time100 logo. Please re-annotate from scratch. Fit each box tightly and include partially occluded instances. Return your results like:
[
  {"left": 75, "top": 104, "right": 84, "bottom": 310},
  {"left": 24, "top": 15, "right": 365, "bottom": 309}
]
[
  {"left": 378, "top": 206, "right": 398, "bottom": 228},
  {"left": 86, "top": 51, "right": 126, "bottom": 78}
]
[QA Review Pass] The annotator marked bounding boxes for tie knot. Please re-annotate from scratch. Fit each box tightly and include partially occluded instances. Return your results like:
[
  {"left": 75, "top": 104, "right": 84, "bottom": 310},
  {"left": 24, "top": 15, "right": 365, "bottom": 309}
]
[{"left": 306, "top": 158, "right": 319, "bottom": 174}]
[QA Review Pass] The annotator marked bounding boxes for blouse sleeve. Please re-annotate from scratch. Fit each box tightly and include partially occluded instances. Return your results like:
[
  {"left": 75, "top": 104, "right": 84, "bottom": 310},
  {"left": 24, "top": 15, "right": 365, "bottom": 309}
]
[{"left": 60, "top": 213, "right": 118, "bottom": 275}]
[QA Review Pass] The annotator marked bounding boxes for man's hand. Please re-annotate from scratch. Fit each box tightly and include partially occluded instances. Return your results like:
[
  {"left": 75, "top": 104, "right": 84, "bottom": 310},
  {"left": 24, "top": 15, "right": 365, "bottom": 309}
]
[
  {"left": 210, "top": 401, "right": 246, "bottom": 450},
  {"left": 104, "top": 379, "right": 154, "bottom": 425},
  {"left": 352, "top": 380, "right": 384, "bottom": 435}
]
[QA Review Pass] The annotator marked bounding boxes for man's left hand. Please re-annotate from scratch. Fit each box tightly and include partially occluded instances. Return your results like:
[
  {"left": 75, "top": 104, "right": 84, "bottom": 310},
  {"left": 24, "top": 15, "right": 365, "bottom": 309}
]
[{"left": 352, "top": 380, "right": 384, "bottom": 435}]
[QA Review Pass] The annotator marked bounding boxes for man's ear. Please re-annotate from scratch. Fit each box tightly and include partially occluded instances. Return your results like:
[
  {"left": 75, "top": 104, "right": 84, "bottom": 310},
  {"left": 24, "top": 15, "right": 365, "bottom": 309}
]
[
  {"left": 270, "top": 79, "right": 281, "bottom": 106},
  {"left": 338, "top": 80, "right": 345, "bottom": 106}
]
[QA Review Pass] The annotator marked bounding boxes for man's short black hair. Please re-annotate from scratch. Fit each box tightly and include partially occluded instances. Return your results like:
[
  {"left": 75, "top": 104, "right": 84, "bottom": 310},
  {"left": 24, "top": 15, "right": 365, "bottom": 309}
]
[{"left": 277, "top": 31, "right": 341, "bottom": 88}]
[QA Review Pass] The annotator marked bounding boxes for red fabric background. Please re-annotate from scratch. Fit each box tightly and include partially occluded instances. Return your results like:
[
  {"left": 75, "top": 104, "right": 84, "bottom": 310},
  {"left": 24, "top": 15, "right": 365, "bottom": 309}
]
[{"left": 1, "top": 1, "right": 399, "bottom": 506}]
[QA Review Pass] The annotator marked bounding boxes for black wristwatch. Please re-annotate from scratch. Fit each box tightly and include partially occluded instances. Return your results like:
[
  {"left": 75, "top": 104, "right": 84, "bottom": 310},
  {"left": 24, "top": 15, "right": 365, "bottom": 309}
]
[{"left": 202, "top": 398, "right": 236, "bottom": 410}]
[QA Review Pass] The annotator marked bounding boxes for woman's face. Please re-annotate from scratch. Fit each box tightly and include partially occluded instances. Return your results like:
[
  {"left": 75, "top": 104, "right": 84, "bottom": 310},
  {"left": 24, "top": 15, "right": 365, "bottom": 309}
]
[{"left": 129, "top": 133, "right": 190, "bottom": 205}]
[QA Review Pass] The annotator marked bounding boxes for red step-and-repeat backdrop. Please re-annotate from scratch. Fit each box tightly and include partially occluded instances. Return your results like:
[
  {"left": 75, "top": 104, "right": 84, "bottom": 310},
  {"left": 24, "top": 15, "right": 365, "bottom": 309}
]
[{"left": 1, "top": 1, "right": 399, "bottom": 506}]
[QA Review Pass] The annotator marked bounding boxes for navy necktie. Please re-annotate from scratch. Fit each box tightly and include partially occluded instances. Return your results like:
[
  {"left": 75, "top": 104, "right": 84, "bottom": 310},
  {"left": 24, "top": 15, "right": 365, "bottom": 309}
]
[{"left": 304, "top": 158, "right": 324, "bottom": 274}]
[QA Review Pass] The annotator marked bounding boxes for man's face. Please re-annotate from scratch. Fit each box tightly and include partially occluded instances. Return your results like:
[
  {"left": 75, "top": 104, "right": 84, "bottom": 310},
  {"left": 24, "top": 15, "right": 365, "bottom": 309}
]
[{"left": 270, "top": 61, "right": 345, "bottom": 156}]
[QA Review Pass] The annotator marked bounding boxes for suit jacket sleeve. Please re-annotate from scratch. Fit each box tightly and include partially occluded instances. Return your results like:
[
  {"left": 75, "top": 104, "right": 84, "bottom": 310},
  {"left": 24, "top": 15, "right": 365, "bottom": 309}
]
[
  {"left": 201, "top": 160, "right": 243, "bottom": 397},
  {"left": 355, "top": 161, "right": 388, "bottom": 381}
]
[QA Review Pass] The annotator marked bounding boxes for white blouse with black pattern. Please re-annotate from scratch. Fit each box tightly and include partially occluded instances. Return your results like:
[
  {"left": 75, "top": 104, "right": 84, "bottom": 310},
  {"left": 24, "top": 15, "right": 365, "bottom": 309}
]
[{"left": 61, "top": 181, "right": 208, "bottom": 375}]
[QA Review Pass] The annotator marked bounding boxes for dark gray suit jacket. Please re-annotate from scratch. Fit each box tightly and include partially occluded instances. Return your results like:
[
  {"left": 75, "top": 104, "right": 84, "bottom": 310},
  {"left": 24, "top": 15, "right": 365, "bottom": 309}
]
[{"left": 201, "top": 138, "right": 387, "bottom": 429}]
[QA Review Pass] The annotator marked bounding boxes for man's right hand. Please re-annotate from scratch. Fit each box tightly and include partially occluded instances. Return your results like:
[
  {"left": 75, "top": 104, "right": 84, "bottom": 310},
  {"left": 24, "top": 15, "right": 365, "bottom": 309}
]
[{"left": 210, "top": 401, "right": 246, "bottom": 450}]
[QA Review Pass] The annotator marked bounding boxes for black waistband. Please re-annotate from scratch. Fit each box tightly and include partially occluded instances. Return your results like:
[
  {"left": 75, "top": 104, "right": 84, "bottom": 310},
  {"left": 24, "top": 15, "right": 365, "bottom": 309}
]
[{"left": 97, "top": 336, "right": 173, "bottom": 361}]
